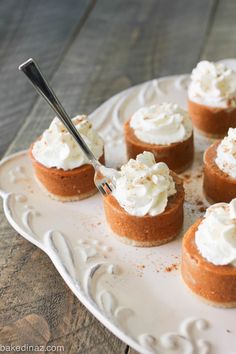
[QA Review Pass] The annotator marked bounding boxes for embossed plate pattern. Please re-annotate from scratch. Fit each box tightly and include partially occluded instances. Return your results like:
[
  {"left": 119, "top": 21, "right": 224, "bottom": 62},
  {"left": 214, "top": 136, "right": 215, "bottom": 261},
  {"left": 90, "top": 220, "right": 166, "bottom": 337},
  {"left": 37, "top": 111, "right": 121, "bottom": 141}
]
[{"left": 1, "top": 59, "right": 236, "bottom": 354}]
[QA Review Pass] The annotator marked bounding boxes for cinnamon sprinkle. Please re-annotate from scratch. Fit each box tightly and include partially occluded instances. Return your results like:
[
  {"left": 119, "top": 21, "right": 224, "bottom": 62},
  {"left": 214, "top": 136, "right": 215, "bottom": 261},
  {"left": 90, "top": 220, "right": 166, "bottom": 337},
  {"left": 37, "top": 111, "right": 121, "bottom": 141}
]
[{"left": 164, "top": 263, "right": 178, "bottom": 272}]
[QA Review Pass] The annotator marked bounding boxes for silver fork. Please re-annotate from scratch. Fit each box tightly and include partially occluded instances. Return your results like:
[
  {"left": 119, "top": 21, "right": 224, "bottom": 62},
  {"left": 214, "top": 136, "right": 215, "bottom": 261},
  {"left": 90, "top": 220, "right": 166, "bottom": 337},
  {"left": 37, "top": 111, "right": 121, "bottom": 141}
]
[{"left": 19, "top": 58, "right": 114, "bottom": 196}]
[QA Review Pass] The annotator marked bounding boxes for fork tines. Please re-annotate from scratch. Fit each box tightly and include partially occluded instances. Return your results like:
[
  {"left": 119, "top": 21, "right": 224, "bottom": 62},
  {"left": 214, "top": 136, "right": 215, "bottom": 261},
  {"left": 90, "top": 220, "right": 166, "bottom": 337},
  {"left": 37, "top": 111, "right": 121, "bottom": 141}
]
[{"left": 97, "top": 180, "right": 114, "bottom": 196}]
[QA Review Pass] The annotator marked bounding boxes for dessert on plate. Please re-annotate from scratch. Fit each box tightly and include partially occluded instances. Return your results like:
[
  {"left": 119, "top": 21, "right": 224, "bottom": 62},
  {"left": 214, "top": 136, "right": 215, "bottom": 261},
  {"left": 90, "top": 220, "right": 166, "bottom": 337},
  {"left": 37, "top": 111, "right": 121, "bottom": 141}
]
[
  {"left": 181, "top": 199, "right": 236, "bottom": 307},
  {"left": 103, "top": 151, "right": 184, "bottom": 247},
  {"left": 188, "top": 60, "right": 236, "bottom": 138},
  {"left": 203, "top": 128, "right": 236, "bottom": 203},
  {"left": 29, "top": 115, "right": 104, "bottom": 201},
  {"left": 124, "top": 102, "right": 193, "bottom": 173}
]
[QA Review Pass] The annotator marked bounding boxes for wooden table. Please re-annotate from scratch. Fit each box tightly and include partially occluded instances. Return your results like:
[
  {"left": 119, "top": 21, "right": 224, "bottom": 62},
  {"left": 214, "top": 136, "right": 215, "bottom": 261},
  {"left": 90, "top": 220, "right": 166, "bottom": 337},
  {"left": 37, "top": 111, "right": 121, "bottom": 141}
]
[{"left": 0, "top": 0, "right": 235, "bottom": 352}]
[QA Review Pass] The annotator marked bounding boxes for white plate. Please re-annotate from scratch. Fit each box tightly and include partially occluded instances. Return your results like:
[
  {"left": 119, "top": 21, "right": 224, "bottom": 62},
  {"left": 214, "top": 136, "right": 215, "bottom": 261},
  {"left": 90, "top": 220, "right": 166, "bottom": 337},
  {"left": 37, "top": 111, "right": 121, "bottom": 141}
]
[{"left": 1, "top": 59, "right": 236, "bottom": 354}]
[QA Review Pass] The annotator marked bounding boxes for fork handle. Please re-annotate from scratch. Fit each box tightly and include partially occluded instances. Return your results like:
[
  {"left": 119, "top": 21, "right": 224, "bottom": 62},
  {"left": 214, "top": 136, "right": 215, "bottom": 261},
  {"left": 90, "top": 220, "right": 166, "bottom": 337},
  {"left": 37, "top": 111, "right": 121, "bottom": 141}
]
[{"left": 19, "top": 58, "right": 97, "bottom": 164}]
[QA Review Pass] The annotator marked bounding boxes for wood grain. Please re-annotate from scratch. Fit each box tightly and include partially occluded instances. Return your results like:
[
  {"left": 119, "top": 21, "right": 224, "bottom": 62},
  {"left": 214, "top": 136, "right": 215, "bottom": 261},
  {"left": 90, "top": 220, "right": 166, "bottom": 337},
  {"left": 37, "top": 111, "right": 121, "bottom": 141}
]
[
  {"left": 201, "top": 0, "right": 236, "bottom": 59},
  {"left": 0, "top": 0, "right": 92, "bottom": 158},
  {"left": 0, "top": 314, "right": 50, "bottom": 353},
  {"left": 0, "top": 0, "right": 228, "bottom": 353}
]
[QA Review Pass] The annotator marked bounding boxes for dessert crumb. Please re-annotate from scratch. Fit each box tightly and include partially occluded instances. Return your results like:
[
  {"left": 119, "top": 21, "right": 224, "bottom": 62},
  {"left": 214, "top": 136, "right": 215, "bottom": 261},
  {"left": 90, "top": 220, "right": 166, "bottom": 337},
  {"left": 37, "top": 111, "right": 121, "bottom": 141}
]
[
  {"left": 137, "top": 264, "right": 145, "bottom": 269},
  {"left": 183, "top": 173, "right": 191, "bottom": 184},
  {"left": 165, "top": 266, "right": 172, "bottom": 272},
  {"left": 226, "top": 329, "right": 231, "bottom": 333},
  {"left": 183, "top": 173, "right": 190, "bottom": 180},
  {"left": 164, "top": 263, "right": 178, "bottom": 272}
]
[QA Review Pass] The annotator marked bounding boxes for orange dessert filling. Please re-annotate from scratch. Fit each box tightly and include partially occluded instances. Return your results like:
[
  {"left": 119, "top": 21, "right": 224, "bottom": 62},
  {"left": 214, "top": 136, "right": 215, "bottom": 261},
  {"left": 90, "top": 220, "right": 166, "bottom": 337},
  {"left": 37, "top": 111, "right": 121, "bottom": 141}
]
[
  {"left": 103, "top": 151, "right": 184, "bottom": 247},
  {"left": 204, "top": 129, "right": 236, "bottom": 203},
  {"left": 29, "top": 115, "right": 104, "bottom": 201},
  {"left": 182, "top": 200, "right": 236, "bottom": 307},
  {"left": 188, "top": 60, "right": 236, "bottom": 138},
  {"left": 124, "top": 103, "right": 194, "bottom": 173}
]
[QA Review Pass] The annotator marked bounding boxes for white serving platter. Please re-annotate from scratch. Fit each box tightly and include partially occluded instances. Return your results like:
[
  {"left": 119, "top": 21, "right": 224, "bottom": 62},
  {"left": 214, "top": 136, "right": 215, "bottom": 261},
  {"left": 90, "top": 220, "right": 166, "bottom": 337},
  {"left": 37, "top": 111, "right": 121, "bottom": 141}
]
[{"left": 1, "top": 59, "right": 236, "bottom": 354}]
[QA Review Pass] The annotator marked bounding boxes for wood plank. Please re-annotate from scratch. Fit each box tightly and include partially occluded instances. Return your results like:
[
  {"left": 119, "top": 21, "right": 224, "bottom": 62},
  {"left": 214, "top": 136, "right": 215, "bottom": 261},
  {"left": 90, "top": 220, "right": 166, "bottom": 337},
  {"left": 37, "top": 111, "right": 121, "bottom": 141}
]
[
  {"left": 0, "top": 314, "right": 51, "bottom": 353},
  {"left": 0, "top": 0, "right": 92, "bottom": 158},
  {"left": 201, "top": 0, "right": 236, "bottom": 59},
  {"left": 0, "top": 0, "right": 216, "bottom": 353},
  {"left": 127, "top": 349, "right": 139, "bottom": 354}
]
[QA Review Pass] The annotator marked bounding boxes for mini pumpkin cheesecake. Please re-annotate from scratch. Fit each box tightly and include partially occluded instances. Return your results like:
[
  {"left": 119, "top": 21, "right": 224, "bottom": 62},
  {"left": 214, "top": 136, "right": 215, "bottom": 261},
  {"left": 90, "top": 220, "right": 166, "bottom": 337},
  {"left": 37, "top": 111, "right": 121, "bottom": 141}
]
[
  {"left": 188, "top": 60, "right": 236, "bottom": 138},
  {"left": 103, "top": 152, "right": 184, "bottom": 247},
  {"left": 124, "top": 103, "right": 193, "bottom": 173},
  {"left": 203, "top": 128, "right": 236, "bottom": 203},
  {"left": 29, "top": 115, "right": 104, "bottom": 201},
  {"left": 181, "top": 200, "right": 236, "bottom": 307}
]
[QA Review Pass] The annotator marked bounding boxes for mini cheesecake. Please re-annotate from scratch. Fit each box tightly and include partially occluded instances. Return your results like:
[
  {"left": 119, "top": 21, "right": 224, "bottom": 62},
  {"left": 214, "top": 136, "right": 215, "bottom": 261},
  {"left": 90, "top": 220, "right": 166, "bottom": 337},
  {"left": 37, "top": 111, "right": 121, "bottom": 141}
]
[
  {"left": 203, "top": 128, "right": 236, "bottom": 203},
  {"left": 104, "top": 173, "right": 184, "bottom": 246},
  {"left": 103, "top": 152, "right": 184, "bottom": 247},
  {"left": 29, "top": 145, "right": 105, "bottom": 201},
  {"left": 124, "top": 103, "right": 193, "bottom": 174},
  {"left": 182, "top": 219, "right": 236, "bottom": 308},
  {"left": 124, "top": 121, "right": 193, "bottom": 173},
  {"left": 188, "top": 100, "right": 236, "bottom": 138},
  {"left": 29, "top": 115, "right": 104, "bottom": 201},
  {"left": 188, "top": 60, "right": 236, "bottom": 138}
]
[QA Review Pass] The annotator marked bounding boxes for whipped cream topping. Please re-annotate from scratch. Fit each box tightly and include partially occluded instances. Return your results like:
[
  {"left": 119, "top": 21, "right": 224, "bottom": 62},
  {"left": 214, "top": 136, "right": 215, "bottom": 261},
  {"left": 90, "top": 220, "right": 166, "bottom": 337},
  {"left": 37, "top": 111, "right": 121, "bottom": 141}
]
[
  {"left": 215, "top": 128, "right": 236, "bottom": 178},
  {"left": 102, "top": 152, "right": 176, "bottom": 217},
  {"left": 188, "top": 60, "right": 236, "bottom": 108},
  {"left": 32, "top": 116, "right": 104, "bottom": 170},
  {"left": 195, "top": 199, "right": 236, "bottom": 266},
  {"left": 130, "top": 103, "right": 192, "bottom": 145}
]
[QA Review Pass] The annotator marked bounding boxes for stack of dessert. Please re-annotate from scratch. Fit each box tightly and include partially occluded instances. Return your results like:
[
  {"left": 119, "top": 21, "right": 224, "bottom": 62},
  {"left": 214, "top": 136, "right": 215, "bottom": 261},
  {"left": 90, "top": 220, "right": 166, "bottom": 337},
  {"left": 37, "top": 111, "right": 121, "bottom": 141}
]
[{"left": 29, "top": 60, "right": 236, "bottom": 308}]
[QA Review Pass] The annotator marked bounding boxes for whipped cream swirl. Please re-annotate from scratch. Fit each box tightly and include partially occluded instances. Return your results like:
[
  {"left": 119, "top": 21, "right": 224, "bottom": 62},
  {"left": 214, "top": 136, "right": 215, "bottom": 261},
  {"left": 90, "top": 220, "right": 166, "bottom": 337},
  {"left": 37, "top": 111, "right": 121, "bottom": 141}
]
[
  {"left": 215, "top": 128, "right": 236, "bottom": 178},
  {"left": 130, "top": 103, "right": 192, "bottom": 145},
  {"left": 188, "top": 60, "right": 236, "bottom": 108},
  {"left": 103, "top": 152, "right": 176, "bottom": 217},
  {"left": 195, "top": 199, "right": 236, "bottom": 266},
  {"left": 32, "top": 116, "right": 104, "bottom": 170}
]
